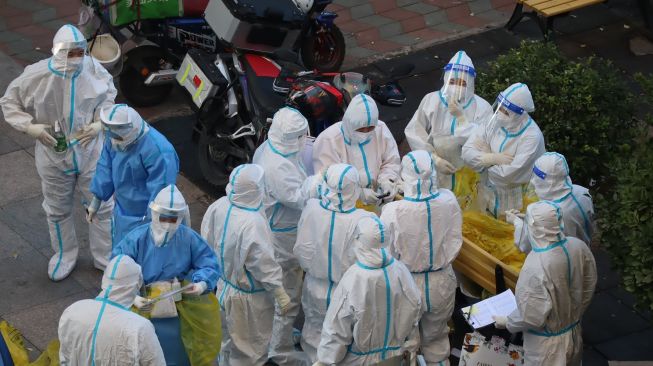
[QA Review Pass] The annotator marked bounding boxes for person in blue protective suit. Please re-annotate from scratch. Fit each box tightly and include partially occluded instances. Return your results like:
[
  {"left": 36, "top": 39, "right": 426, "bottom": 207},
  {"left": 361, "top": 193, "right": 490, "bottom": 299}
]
[
  {"left": 462, "top": 82, "right": 545, "bottom": 218},
  {"left": 252, "top": 107, "right": 323, "bottom": 366},
  {"left": 113, "top": 184, "right": 220, "bottom": 366},
  {"left": 312, "top": 216, "right": 423, "bottom": 366},
  {"left": 494, "top": 201, "right": 597, "bottom": 366},
  {"left": 404, "top": 51, "right": 493, "bottom": 192},
  {"left": 87, "top": 104, "right": 179, "bottom": 244},
  {"left": 58, "top": 254, "right": 166, "bottom": 365},
  {"left": 506, "top": 152, "right": 595, "bottom": 252},
  {"left": 381, "top": 150, "right": 462, "bottom": 366},
  {"left": 0, "top": 24, "right": 116, "bottom": 281},
  {"left": 312, "top": 94, "right": 402, "bottom": 207},
  {"left": 201, "top": 164, "right": 291, "bottom": 366},
  {"left": 293, "top": 163, "right": 370, "bottom": 362}
]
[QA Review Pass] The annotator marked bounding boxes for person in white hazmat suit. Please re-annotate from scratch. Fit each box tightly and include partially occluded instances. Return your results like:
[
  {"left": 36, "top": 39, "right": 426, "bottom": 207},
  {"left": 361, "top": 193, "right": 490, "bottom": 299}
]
[
  {"left": 506, "top": 152, "right": 595, "bottom": 253},
  {"left": 312, "top": 94, "right": 402, "bottom": 206},
  {"left": 462, "top": 82, "right": 545, "bottom": 218},
  {"left": 252, "top": 106, "right": 322, "bottom": 366},
  {"left": 200, "top": 164, "right": 292, "bottom": 366},
  {"left": 293, "top": 163, "right": 370, "bottom": 362},
  {"left": 381, "top": 150, "right": 462, "bottom": 366},
  {"left": 0, "top": 24, "right": 116, "bottom": 281},
  {"left": 493, "top": 201, "right": 597, "bottom": 366},
  {"left": 312, "top": 216, "right": 423, "bottom": 366},
  {"left": 58, "top": 254, "right": 166, "bottom": 365},
  {"left": 404, "top": 51, "right": 493, "bottom": 192}
]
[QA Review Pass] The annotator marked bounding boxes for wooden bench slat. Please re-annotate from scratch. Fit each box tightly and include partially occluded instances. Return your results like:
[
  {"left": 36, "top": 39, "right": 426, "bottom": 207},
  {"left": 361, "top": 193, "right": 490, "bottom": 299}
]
[
  {"left": 540, "top": 0, "right": 604, "bottom": 15},
  {"left": 524, "top": 0, "right": 567, "bottom": 7},
  {"left": 453, "top": 237, "right": 520, "bottom": 294}
]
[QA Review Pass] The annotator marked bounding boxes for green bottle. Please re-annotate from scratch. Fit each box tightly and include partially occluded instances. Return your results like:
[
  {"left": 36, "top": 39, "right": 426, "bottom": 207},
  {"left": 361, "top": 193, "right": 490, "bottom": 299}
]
[{"left": 53, "top": 120, "right": 67, "bottom": 153}]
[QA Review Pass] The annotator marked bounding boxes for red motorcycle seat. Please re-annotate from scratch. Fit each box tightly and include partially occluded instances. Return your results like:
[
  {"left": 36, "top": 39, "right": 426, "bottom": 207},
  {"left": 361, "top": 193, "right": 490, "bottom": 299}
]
[{"left": 183, "top": 0, "right": 209, "bottom": 17}]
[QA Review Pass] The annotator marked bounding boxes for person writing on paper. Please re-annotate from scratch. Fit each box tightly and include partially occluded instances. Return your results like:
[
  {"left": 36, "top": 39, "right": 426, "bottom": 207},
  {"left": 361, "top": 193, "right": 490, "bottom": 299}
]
[
  {"left": 312, "top": 216, "right": 422, "bottom": 366},
  {"left": 461, "top": 83, "right": 545, "bottom": 218},
  {"left": 201, "top": 164, "right": 291, "bottom": 366},
  {"left": 381, "top": 150, "right": 462, "bottom": 366},
  {"left": 506, "top": 152, "right": 595, "bottom": 253},
  {"left": 0, "top": 24, "right": 116, "bottom": 281},
  {"left": 313, "top": 94, "right": 402, "bottom": 207},
  {"left": 59, "top": 255, "right": 166, "bottom": 365},
  {"left": 404, "top": 51, "right": 492, "bottom": 192},
  {"left": 493, "top": 201, "right": 597, "bottom": 366},
  {"left": 88, "top": 104, "right": 179, "bottom": 244},
  {"left": 294, "top": 163, "right": 370, "bottom": 362},
  {"left": 113, "top": 184, "right": 220, "bottom": 366}
]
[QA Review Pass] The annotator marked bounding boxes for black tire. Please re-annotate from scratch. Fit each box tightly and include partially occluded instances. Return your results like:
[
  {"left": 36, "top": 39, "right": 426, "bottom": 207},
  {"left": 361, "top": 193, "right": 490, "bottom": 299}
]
[
  {"left": 301, "top": 25, "right": 345, "bottom": 72},
  {"left": 197, "top": 125, "right": 254, "bottom": 188},
  {"left": 119, "top": 45, "right": 173, "bottom": 107}
]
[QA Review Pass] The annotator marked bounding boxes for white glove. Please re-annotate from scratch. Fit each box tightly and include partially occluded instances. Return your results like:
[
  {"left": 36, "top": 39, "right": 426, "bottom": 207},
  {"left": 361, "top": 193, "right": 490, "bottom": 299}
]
[
  {"left": 479, "top": 153, "right": 513, "bottom": 167},
  {"left": 448, "top": 100, "right": 466, "bottom": 121},
  {"left": 77, "top": 122, "right": 102, "bottom": 147},
  {"left": 312, "top": 362, "right": 327, "bottom": 366},
  {"left": 504, "top": 209, "right": 524, "bottom": 225},
  {"left": 26, "top": 124, "right": 57, "bottom": 147},
  {"left": 432, "top": 154, "right": 456, "bottom": 175},
  {"left": 273, "top": 287, "right": 292, "bottom": 315},
  {"left": 183, "top": 281, "right": 207, "bottom": 296},
  {"left": 85, "top": 196, "right": 101, "bottom": 223},
  {"left": 133, "top": 296, "right": 154, "bottom": 312},
  {"left": 379, "top": 178, "right": 399, "bottom": 203},
  {"left": 360, "top": 188, "right": 382, "bottom": 205},
  {"left": 493, "top": 315, "right": 508, "bottom": 329},
  {"left": 472, "top": 139, "right": 492, "bottom": 153}
]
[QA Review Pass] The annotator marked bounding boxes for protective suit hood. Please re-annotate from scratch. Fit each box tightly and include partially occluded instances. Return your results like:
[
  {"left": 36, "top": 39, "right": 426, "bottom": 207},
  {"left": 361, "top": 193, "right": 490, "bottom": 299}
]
[
  {"left": 319, "top": 163, "right": 361, "bottom": 213},
  {"left": 226, "top": 164, "right": 265, "bottom": 210},
  {"left": 341, "top": 94, "right": 379, "bottom": 144},
  {"left": 51, "top": 24, "right": 87, "bottom": 76},
  {"left": 401, "top": 150, "right": 438, "bottom": 200},
  {"left": 526, "top": 201, "right": 566, "bottom": 250},
  {"left": 97, "top": 254, "right": 143, "bottom": 308},
  {"left": 354, "top": 215, "right": 393, "bottom": 268},
  {"left": 531, "top": 152, "right": 573, "bottom": 200},
  {"left": 492, "top": 83, "right": 534, "bottom": 132},
  {"left": 268, "top": 107, "right": 309, "bottom": 156},
  {"left": 149, "top": 184, "right": 190, "bottom": 247},
  {"left": 100, "top": 104, "right": 150, "bottom": 151},
  {"left": 441, "top": 50, "right": 476, "bottom": 105}
]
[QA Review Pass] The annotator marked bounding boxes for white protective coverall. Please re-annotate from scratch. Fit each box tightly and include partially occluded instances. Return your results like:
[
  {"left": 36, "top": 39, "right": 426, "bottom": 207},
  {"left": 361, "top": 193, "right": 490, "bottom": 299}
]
[
  {"left": 201, "top": 164, "right": 286, "bottom": 366},
  {"left": 293, "top": 163, "right": 370, "bottom": 361},
  {"left": 381, "top": 150, "right": 462, "bottom": 366},
  {"left": 252, "top": 107, "right": 321, "bottom": 366},
  {"left": 506, "top": 201, "right": 597, "bottom": 366},
  {"left": 404, "top": 51, "right": 493, "bottom": 191},
  {"left": 462, "top": 82, "right": 545, "bottom": 217},
  {"left": 0, "top": 24, "right": 116, "bottom": 281},
  {"left": 512, "top": 152, "right": 595, "bottom": 252},
  {"left": 312, "top": 94, "right": 401, "bottom": 200},
  {"left": 58, "top": 254, "right": 166, "bottom": 365},
  {"left": 315, "top": 216, "right": 423, "bottom": 365}
]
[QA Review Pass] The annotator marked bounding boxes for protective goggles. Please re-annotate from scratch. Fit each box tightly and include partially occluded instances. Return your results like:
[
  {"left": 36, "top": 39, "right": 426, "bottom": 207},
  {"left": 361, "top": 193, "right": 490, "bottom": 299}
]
[
  {"left": 150, "top": 202, "right": 187, "bottom": 217},
  {"left": 158, "top": 213, "right": 180, "bottom": 223}
]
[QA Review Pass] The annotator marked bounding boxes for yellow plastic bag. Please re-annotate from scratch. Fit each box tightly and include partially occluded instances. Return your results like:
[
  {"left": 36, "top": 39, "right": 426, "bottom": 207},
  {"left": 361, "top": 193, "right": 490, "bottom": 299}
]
[
  {"left": 355, "top": 200, "right": 380, "bottom": 215},
  {"left": 452, "top": 167, "right": 480, "bottom": 210},
  {"left": 29, "top": 340, "right": 59, "bottom": 366},
  {"left": 462, "top": 211, "right": 526, "bottom": 271},
  {"left": 176, "top": 292, "right": 222, "bottom": 366},
  {"left": 0, "top": 320, "right": 29, "bottom": 366}
]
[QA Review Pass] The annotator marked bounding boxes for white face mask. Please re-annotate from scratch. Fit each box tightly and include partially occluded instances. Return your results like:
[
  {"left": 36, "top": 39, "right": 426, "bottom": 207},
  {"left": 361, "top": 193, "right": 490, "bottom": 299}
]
[{"left": 150, "top": 211, "right": 182, "bottom": 247}]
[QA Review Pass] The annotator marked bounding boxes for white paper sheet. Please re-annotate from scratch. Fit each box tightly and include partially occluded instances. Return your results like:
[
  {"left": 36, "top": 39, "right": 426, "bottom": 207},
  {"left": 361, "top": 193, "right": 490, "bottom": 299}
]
[{"left": 461, "top": 289, "right": 517, "bottom": 329}]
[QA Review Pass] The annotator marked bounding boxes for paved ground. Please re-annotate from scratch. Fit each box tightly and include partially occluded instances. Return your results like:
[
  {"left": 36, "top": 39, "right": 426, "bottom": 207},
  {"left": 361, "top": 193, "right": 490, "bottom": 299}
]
[{"left": 0, "top": 0, "right": 652, "bottom": 364}]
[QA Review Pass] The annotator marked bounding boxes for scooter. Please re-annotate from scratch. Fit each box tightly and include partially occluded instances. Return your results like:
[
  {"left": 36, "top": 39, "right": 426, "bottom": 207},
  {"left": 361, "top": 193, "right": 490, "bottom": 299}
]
[{"left": 82, "top": 0, "right": 345, "bottom": 107}]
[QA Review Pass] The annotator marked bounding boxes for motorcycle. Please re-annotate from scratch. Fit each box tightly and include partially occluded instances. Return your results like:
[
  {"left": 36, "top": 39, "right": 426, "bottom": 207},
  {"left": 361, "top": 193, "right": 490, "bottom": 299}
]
[
  {"left": 178, "top": 45, "right": 412, "bottom": 187},
  {"left": 82, "top": 0, "right": 345, "bottom": 107}
]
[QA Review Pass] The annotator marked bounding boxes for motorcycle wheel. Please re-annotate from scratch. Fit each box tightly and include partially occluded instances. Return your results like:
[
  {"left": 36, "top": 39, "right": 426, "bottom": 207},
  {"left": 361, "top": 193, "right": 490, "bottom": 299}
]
[
  {"left": 301, "top": 25, "right": 345, "bottom": 72},
  {"left": 197, "top": 124, "right": 255, "bottom": 188},
  {"left": 119, "top": 45, "right": 173, "bottom": 107}
]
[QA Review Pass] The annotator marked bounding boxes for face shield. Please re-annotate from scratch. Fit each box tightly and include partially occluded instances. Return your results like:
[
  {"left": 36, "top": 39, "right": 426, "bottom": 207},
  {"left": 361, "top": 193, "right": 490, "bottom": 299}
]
[
  {"left": 441, "top": 63, "right": 476, "bottom": 106},
  {"left": 149, "top": 185, "right": 188, "bottom": 247},
  {"left": 333, "top": 72, "right": 371, "bottom": 106},
  {"left": 489, "top": 92, "right": 526, "bottom": 130},
  {"left": 52, "top": 41, "right": 87, "bottom": 75}
]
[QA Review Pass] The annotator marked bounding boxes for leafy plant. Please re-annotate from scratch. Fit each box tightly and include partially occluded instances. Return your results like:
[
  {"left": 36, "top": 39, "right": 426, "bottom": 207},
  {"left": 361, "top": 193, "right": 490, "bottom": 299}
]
[{"left": 476, "top": 41, "right": 636, "bottom": 190}]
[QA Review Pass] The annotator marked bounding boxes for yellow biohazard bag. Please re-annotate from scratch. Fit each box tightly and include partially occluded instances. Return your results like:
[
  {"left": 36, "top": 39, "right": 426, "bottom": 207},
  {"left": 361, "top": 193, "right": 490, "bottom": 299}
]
[
  {"left": 0, "top": 321, "right": 29, "bottom": 366},
  {"left": 452, "top": 167, "right": 480, "bottom": 210},
  {"left": 176, "top": 291, "right": 222, "bottom": 366},
  {"left": 462, "top": 211, "right": 526, "bottom": 271},
  {"left": 29, "top": 340, "right": 59, "bottom": 366}
]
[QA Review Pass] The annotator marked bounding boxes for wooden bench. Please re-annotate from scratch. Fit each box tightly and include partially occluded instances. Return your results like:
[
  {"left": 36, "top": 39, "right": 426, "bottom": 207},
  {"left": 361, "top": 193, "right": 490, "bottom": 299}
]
[
  {"left": 505, "top": 0, "right": 606, "bottom": 38},
  {"left": 453, "top": 237, "right": 520, "bottom": 295}
]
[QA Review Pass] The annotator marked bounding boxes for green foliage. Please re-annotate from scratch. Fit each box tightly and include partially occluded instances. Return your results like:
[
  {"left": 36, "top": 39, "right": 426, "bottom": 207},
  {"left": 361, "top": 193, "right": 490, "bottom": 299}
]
[{"left": 476, "top": 41, "right": 636, "bottom": 190}]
